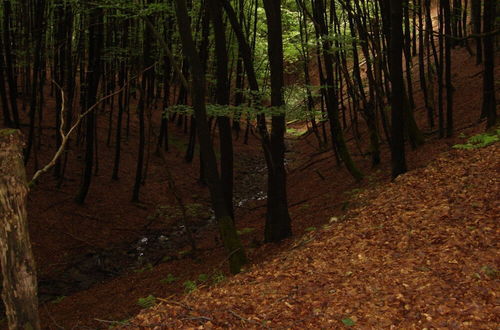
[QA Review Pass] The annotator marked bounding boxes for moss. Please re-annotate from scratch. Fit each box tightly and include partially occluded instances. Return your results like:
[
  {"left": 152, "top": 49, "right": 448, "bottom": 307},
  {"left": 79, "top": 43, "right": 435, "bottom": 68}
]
[{"left": 0, "top": 129, "right": 18, "bottom": 136}]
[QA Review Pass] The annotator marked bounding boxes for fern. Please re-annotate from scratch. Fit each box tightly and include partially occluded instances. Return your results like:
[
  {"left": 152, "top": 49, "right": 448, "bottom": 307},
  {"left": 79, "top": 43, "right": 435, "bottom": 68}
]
[{"left": 453, "top": 130, "right": 500, "bottom": 150}]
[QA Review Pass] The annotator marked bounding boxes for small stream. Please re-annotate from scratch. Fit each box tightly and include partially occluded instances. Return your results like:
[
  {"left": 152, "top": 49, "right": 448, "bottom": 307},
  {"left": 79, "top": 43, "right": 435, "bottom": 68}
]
[{"left": 29, "top": 153, "right": 269, "bottom": 307}]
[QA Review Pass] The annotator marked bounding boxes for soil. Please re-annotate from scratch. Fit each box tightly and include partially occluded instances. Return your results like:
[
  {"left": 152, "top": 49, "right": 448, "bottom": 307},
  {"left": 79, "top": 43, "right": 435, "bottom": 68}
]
[{"left": 0, "top": 45, "right": 498, "bottom": 329}]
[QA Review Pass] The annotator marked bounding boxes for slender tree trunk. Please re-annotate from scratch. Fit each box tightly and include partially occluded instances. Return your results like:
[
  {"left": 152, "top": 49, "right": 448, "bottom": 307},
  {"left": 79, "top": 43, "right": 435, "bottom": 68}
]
[
  {"left": 24, "top": 0, "right": 46, "bottom": 164},
  {"left": 442, "top": 0, "right": 454, "bottom": 137},
  {"left": 471, "top": 0, "right": 482, "bottom": 64},
  {"left": 75, "top": 4, "right": 103, "bottom": 204},
  {"left": 388, "top": 0, "right": 408, "bottom": 178},
  {"left": 174, "top": 0, "right": 247, "bottom": 274},
  {"left": 132, "top": 80, "right": 146, "bottom": 202},
  {"left": 482, "top": 0, "right": 497, "bottom": 127},
  {"left": 263, "top": 0, "right": 292, "bottom": 242},
  {"left": 2, "top": 0, "right": 19, "bottom": 128},
  {"left": 312, "top": 0, "right": 363, "bottom": 181},
  {"left": 0, "top": 31, "right": 13, "bottom": 127},
  {"left": 112, "top": 20, "right": 129, "bottom": 181},
  {"left": 210, "top": 0, "right": 235, "bottom": 219}
]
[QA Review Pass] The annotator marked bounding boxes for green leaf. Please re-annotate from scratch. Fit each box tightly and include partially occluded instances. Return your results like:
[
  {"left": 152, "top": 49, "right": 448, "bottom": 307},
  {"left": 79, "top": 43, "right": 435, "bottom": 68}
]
[
  {"left": 183, "top": 280, "right": 197, "bottom": 293},
  {"left": 341, "top": 317, "right": 356, "bottom": 326},
  {"left": 51, "top": 296, "right": 66, "bottom": 304},
  {"left": 237, "top": 227, "right": 255, "bottom": 235},
  {"left": 137, "top": 295, "right": 156, "bottom": 309},
  {"left": 160, "top": 273, "right": 177, "bottom": 284},
  {"left": 198, "top": 274, "right": 209, "bottom": 283}
]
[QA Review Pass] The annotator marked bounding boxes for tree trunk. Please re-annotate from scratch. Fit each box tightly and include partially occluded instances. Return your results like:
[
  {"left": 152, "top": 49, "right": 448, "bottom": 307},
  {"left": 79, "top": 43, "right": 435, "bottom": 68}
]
[
  {"left": 209, "top": 0, "right": 235, "bottom": 219},
  {"left": 263, "top": 0, "right": 292, "bottom": 242},
  {"left": 174, "top": 0, "right": 247, "bottom": 274},
  {"left": 75, "top": 4, "right": 103, "bottom": 204},
  {"left": 442, "top": 0, "right": 454, "bottom": 137},
  {"left": 312, "top": 0, "right": 363, "bottom": 181},
  {"left": 388, "top": 0, "right": 408, "bottom": 178},
  {"left": 482, "top": 0, "right": 497, "bottom": 127},
  {"left": 0, "top": 129, "right": 40, "bottom": 330},
  {"left": 471, "top": 0, "right": 482, "bottom": 64}
]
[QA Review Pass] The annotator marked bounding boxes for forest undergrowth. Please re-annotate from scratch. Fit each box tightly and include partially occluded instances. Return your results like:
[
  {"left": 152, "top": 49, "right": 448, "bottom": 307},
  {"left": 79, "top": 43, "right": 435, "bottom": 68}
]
[{"left": 1, "top": 44, "right": 488, "bottom": 329}]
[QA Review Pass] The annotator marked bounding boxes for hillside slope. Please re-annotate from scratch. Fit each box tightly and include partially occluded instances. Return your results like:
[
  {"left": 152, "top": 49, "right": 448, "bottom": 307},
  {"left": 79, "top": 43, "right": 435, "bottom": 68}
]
[{"left": 128, "top": 142, "right": 499, "bottom": 329}]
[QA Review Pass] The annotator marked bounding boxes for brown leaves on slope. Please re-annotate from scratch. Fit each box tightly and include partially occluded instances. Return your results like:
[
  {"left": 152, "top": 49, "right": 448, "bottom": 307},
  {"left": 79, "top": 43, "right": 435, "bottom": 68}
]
[{"left": 127, "top": 144, "right": 499, "bottom": 329}]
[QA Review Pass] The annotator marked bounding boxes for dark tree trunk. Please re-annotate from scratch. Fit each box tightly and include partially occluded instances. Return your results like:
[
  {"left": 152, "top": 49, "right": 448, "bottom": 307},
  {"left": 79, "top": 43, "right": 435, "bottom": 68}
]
[
  {"left": 263, "top": 0, "right": 292, "bottom": 243},
  {"left": 471, "top": 0, "right": 482, "bottom": 64},
  {"left": 75, "top": 4, "right": 103, "bottom": 204},
  {"left": 210, "top": 0, "right": 235, "bottom": 219},
  {"left": 482, "top": 0, "right": 497, "bottom": 127},
  {"left": 2, "top": 0, "right": 19, "bottom": 128},
  {"left": 174, "top": 0, "right": 247, "bottom": 274},
  {"left": 0, "top": 31, "right": 13, "bottom": 127},
  {"left": 442, "top": 0, "right": 454, "bottom": 137},
  {"left": 132, "top": 80, "right": 146, "bottom": 202},
  {"left": 388, "top": 0, "right": 408, "bottom": 178},
  {"left": 437, "top": 3, "right": 445, "bottom": 138},
  {"left": 418, "top": 0, "right": 434, "bottom": 128},
  {"left": 112, "top": 20, "right": 128, "bottom": 181},
  {"left": 23, "top": 0, "right": 46, "bottom": 164},
  {"left": 312, "top": 0, "right": 363, "bottom": 181}
]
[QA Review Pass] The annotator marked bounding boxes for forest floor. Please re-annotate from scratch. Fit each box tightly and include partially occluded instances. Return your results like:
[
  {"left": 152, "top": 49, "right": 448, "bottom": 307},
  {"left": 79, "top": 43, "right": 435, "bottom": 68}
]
[
  {"left": 0, "top": 47, "right": 498, "bottom": 329},
  {"left": 130, "top": 133, "right": 499, "bottom": 329}
]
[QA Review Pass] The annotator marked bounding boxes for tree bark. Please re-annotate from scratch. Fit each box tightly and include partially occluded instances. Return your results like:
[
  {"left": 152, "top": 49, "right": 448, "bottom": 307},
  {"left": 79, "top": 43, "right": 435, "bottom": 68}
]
[
  {"left": 174, "top": 0, "right": 247, "bottom": 274},
  {"left": 209, "top": 0, "right": 235, "bottom": 220},
  {"left": 388, "top": 0, "right": 408, "bottom": 178},
  {"left": 0, "top": 129, "right": 40, "bottom": 330},
  {"left": 482, "top": 0, "right": 497, "bottom": 127},
  {"left": 263, "top": 0, "right": 292, "bottom": 242}
]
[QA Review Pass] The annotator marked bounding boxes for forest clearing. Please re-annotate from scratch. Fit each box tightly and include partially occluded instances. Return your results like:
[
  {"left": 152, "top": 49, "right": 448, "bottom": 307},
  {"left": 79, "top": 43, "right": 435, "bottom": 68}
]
[{"left": 0, "top": 0, "right": 498, "bottom": 329}]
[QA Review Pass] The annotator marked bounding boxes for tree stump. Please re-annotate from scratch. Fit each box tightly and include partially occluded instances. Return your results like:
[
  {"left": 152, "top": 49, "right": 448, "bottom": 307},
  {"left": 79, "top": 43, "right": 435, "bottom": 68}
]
[{"left": 0, "top": 129, "right": 40, "bottom": 330}]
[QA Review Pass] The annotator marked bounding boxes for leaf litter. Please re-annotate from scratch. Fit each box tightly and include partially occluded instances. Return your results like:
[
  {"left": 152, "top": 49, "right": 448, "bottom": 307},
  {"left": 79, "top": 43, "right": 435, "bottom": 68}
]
[{"left": 124, "top": 143, "right": 499, "bottom": 329}]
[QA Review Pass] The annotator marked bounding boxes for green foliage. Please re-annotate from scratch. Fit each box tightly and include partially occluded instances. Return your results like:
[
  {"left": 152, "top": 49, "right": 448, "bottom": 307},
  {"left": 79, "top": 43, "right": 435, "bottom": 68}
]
[
  {"left": 107, "top": 318, "right": 130, "bottom": 329},
  {"left": 237, "top": 227, "right": 256, "bottom": 236},
  {"left": 341, "top": 317, "right": 356, "bottom": 326},
  {"left": 211, "top": 272, "right": 226, "bottom": 285},
  {"left": 453, "top": 130, "right": 500, "bottom": 149},
  {"left": 137, "top": 295, "right": 156, "bottom": 309},
  {"left": 178, "top": 249, "right": 191, "bottom": 257},
  {"left": 198, "top": 274, "right": 209, "bottom": 283},
  {"left": 165, "top": 103, "right": 287, "bottom": 120},
  {"left": 183, "top": 280, "right": 197, "bottom": 293},
  {"left": 134, "top": 263, "right": 153, "bottom": 273},
  {"left": 160, "top": 273, "right": 178, "bottom": 284},
  {"left": 481, "top": 265, "right": 498, "bottom": 279},
  {"left": 305, "top": 226, "right": 316, "bottom": 232},
  {"left": 51, "top": 296, "right": 66, "bottom": 304}
]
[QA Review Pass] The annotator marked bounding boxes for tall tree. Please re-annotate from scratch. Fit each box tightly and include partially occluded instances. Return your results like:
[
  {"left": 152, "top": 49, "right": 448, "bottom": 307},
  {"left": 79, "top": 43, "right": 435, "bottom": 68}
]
[
  {"left": 209, "top": 0, "right": 235, "bottom": 219},
  {"left": 481, "top": 0, "right": 497, "bottom": 128},
  {"left": 309, "top": 0, "right": 364, "bottom": 181},
  {"left": 75, "top": 3, "right": 104, "bottom": 204},
  {"left": 263, "top": 0, "right": 292, "bottom": 242},
  {"left": 173, "top": 0, "right": 247, "bottom": 274},
  {"left": 387, "top": 0, "right": 408, "bottom": 178},
  {"left": 441, "top": 0, "right": 454, "bottom": 137}
]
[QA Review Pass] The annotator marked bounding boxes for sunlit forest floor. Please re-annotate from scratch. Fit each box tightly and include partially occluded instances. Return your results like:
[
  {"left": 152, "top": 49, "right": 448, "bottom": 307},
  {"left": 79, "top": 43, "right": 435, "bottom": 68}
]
[{"left": 0, "top": 47, "right": 497, "bottom": 329}]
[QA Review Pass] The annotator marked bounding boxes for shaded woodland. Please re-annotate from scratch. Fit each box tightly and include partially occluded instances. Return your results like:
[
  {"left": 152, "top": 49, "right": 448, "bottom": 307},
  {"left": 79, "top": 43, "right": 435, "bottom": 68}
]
[{"left": 0, "top": 0, "right": 497, "bottom": 328}]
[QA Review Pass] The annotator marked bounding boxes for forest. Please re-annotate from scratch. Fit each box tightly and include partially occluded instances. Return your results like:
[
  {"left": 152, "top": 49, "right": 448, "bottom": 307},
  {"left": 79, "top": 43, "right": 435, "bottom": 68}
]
[{"left": 0, "top": 0, "right": 498, "bottom": 328}]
